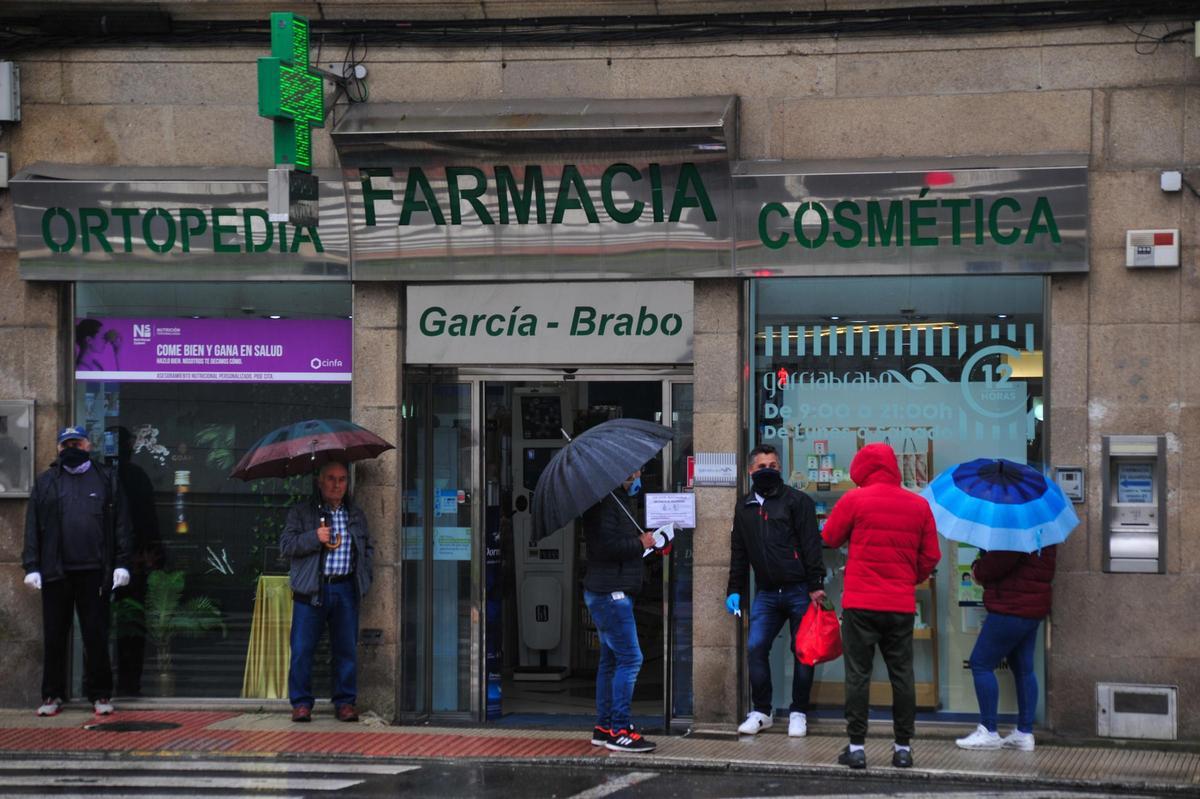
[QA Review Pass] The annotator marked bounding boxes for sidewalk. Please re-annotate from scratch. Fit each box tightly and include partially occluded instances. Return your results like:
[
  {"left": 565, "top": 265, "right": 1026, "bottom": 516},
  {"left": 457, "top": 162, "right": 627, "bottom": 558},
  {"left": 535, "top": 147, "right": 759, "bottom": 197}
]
[{"left": 0, "top": 707, "right": 1196, "bottom": 795}]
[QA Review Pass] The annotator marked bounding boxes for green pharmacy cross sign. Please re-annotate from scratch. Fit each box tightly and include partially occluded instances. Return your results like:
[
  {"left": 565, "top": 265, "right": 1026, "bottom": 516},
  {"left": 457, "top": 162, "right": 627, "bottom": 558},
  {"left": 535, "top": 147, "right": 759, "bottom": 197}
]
[{"left": 257, "top": 12, "right": 324, "bottom": 172}]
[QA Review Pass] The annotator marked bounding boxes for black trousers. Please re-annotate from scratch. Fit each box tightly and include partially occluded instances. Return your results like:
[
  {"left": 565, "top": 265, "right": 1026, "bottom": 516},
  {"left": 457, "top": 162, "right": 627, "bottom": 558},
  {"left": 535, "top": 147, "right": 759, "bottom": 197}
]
[
  {"left": 842, "top": 608, "right": 916, "bottom": 745},
  {"left": 42, "top": 570, "right": 112, "bottom": 702}
]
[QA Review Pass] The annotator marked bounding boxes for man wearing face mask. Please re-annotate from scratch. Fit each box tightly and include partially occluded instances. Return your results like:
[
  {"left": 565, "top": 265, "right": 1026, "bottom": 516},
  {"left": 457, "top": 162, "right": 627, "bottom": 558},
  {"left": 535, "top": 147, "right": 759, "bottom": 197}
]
[
  {"left": 581, "top": 469, "right": 658, "bottom": 753},
  {"left": 726, "top": 444, "right": 825, "bottom": 738},
  {"left": 23, "top": 426, "right": 132, "bottom": 717}
]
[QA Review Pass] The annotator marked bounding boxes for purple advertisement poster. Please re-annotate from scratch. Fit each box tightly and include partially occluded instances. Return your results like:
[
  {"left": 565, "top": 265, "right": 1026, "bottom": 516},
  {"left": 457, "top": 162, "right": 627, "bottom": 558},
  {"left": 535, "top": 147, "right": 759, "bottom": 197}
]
[{"left": 74, "top": 317, "right": 351, "bottom": 383}]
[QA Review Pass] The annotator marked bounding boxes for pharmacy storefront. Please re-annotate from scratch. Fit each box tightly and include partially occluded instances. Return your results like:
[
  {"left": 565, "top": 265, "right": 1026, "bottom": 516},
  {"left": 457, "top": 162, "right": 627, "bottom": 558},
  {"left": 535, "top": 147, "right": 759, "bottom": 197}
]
[
  {"left": 735, "top": 156, "right": 1087, "bottom": 720},
  {"left": 12, "top": 101, "right": 1088, "bottom": 728}
]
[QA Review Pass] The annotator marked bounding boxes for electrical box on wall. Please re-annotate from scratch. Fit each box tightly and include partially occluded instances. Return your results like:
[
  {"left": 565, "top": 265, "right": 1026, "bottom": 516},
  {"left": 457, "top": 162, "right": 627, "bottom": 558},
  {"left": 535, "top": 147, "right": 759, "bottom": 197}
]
[
  {"left": 1125, "top": 229, "right": 1179, "bottom": 268},
  {"left": 0, "top": 62, "right": 18, "bottom": 122},
  {"left": 1097, "top": 683, "right": 1177, "bottom": 740}
]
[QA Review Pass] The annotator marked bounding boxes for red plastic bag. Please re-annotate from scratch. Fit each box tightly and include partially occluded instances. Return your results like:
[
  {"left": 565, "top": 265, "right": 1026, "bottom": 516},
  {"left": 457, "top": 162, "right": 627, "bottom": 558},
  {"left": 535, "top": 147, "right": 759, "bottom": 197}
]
[{"left": 794, "top": 599, "right": 843, "bottom": 666}]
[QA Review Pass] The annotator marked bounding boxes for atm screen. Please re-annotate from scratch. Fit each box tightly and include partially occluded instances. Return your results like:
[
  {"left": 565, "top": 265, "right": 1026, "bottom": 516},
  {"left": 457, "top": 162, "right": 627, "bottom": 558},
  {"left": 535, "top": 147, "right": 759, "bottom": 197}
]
[
  {"left": 520, "top": 395, "right": 563, "bottom": 441},
  {"left": 523, "top": 447, "right": 557, "bottom": 491}
]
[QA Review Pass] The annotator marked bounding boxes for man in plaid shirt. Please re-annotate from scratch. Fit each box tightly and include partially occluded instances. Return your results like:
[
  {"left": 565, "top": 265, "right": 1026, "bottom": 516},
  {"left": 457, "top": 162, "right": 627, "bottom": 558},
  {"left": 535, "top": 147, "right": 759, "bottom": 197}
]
[{"left": 280, "top": 460, "right": 374, "bottom": 723}]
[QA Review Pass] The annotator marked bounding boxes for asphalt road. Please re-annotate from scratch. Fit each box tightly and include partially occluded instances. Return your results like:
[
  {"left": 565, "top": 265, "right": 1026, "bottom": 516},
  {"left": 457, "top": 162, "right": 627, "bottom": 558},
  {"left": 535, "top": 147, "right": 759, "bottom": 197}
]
[{"left": 0, "top": 755, "right": 1161, "bottom": 798}]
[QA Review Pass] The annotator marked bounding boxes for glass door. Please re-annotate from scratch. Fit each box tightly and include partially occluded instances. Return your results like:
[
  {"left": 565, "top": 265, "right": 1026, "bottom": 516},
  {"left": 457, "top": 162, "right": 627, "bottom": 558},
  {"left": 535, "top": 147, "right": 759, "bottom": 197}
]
[
  {"left": 665, "top": 380, "right": 695, "bottom": 726},
  {"left": 401, "top": 374, "right": 478, "bottom": 719}
]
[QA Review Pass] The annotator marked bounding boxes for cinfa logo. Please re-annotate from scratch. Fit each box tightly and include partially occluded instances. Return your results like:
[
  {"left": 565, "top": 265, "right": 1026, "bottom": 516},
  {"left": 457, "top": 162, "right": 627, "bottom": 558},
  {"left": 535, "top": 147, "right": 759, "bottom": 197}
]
[{"left": 310, "top": 357, "right": 344, "bottom": 370}]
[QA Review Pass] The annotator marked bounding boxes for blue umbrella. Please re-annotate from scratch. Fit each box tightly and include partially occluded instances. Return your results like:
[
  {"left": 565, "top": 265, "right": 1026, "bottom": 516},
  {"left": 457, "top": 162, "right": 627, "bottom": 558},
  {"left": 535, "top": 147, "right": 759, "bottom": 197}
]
[
  {"left": 531, "top": 418, "right": 673, "bottom": 542},
  {"left": 920, "top": 458, "right": 1079, "bottom": 553}
]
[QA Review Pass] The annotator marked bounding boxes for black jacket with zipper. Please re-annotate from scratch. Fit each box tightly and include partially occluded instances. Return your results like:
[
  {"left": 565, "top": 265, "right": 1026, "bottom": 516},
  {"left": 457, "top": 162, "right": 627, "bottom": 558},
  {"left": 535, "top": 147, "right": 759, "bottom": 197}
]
[
  {"left": 23, "top": 457, "right": 132, "bottom": 589},
  {"left": 582, "top": 488, "right": 645, "bottom": 597},
  {"left": 726, "top": 483, "right": 824, "bottom": 597}
]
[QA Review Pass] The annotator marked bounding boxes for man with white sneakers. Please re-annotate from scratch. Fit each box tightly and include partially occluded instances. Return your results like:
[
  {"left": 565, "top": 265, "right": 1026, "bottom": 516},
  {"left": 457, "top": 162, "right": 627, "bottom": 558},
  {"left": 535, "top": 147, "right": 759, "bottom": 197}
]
[{"left": 726, "top": 444, "right": 826, "bottom": 739}]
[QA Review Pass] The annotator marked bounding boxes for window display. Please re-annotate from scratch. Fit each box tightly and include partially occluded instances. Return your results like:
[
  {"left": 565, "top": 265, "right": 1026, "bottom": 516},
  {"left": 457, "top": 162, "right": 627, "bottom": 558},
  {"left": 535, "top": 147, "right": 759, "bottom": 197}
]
[
  {"left": 73, "top": 283, "right": 351, "bottom": 698},
  {"left": 749, "top": 275, "right": 1045, "bottom": 716}
]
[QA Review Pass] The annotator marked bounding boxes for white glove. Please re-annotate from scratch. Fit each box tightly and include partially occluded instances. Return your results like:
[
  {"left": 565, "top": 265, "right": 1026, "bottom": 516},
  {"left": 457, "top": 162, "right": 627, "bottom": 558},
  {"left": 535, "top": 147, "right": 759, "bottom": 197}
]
[
  {"left": 24, "top": 572, "right": 41, "bottom": 590},
  {"left": 112, "top": 568, "right": 130, "bottom": 590}
]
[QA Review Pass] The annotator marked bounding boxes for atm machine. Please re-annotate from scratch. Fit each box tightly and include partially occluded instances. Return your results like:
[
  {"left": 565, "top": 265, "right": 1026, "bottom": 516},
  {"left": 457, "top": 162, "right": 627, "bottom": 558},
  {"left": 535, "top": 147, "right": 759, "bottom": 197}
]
[
  {"left": 1102, "top": 435, "right": 1167, "bottom": 574},
  {"left": 510, "top": 387, "right": 576, "bottom": 681}
]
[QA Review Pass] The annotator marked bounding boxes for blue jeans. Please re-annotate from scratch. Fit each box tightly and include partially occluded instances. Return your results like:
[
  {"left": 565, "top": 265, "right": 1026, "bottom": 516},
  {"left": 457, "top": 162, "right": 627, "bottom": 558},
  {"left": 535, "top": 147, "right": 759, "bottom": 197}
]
[
  {"left": 969, "top": 611, "right": 1041, "bottom": 733},
  {"left": 747, "top": 584, "right": 815, "bottom": 715},
  {"left": 585, "top": 589, "right": 643, "bottom": 731},
  {"left": 289, "top": 580, "right": 359, "bottom": 709}
]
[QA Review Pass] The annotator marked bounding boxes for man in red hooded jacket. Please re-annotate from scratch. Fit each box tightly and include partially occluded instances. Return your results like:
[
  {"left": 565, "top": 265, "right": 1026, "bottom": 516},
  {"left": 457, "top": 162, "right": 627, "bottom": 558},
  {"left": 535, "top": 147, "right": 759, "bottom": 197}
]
[{"left": 822, "top": 442, "right": 940, "bottom": 770}]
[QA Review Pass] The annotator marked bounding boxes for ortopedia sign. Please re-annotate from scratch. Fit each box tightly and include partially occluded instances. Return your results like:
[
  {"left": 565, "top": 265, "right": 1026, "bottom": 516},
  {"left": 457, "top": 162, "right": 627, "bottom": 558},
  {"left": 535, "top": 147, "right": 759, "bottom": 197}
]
[
  {"left": 406, "top": 282, "right": 693, "bottom": 365},
  {"left": 13, "top": 175, "right": 349, "bottom": 281}
]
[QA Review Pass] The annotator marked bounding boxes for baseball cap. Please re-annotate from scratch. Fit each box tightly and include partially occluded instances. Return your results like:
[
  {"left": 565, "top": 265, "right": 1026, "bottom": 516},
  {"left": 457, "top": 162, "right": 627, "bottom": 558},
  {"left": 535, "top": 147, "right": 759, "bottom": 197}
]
[{"left": 57, "top": 425, "right": 88, "bottom": 445}]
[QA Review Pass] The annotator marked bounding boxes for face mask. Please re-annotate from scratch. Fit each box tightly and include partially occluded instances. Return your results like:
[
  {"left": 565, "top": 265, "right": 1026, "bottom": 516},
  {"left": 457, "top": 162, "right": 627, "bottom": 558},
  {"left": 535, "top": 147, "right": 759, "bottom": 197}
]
[
  {"left": 627, "top": 476, "right": 642, "bottom": 496},
  {"left": 60, "top": 447, "right": 90, "bottom": 468},
  {"left": 751, "top": 467, "right": 783, "bottom": 495}
]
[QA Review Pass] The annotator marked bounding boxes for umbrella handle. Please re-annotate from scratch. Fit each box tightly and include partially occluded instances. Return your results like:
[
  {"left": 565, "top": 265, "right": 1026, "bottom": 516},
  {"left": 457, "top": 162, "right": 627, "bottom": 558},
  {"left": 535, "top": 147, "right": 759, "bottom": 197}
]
[{"left": 608, "top": 491, "right": 643, "bottom": 531}]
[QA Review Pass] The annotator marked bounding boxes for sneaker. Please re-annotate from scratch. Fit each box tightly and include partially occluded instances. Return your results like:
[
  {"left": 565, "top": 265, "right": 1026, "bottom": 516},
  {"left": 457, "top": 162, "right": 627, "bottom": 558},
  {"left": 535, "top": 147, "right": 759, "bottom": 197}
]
[
  {"left": 837, "top": 745, "right": 867, "bottom": 769},
  {"left": 93, "top": 698, "right": 114, "bottom": 716},
  {"left": 955, "top": 724, "right": 1002, "bottom": 750},
  {"left": 788, "top": 711, "right": 807, "bottom": 738},
  {"left": 605, "top": 727, "right": 657, "bottom": 753},
  {"left": 737, "top": 710, "right": 773, "bottom": 735},
  {"left": 591, "top": 726, "right": 613, "bottom": 746},
  {"left": 1001, "top": 729, "right": 1035, "bottom": 751},
  {"left": 892, "top": 746, "right": 913, "bottom": 768},
  {"left": 36, "top": 698, "right": 62, "bottom": 717}
]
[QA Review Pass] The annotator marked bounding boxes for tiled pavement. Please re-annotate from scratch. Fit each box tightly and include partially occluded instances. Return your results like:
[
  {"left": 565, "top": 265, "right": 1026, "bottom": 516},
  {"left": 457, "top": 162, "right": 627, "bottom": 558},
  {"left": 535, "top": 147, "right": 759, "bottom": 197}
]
[{"left": 0, "top": 708, "right": 1197, "bottom": 794}]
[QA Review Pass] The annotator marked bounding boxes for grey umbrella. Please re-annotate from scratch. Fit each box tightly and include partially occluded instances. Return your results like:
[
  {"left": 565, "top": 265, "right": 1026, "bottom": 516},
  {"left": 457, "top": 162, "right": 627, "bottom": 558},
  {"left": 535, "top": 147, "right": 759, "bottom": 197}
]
[{"left": 531, "top": 418, "right": 675, "bottom": 542}]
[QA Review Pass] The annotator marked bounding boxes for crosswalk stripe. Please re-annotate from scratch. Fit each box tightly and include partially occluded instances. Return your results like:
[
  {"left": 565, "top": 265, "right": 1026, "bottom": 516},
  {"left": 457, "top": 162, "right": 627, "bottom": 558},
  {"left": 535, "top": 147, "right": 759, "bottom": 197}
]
[
  {"left": 0, "top": 759, "right": 419, "bottom": 776},
  {"left": 723, "top": 792, "right": 1161, "bottom": 799},
  {"left": 0, "top": 795, "right": 301, "bottom": 799},
  {"left": 0, "top": 775, "right": 363, "bottom": 791},
  {"left": 565, "top": 771, "right": 658, "bottom": 799}
]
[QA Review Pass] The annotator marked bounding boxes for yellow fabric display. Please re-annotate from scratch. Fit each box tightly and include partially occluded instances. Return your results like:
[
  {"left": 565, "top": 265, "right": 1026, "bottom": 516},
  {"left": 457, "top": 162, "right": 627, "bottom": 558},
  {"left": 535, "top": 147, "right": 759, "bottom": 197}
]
[{"left": 241, "top": 575, "right": 293, "bottom": 698}]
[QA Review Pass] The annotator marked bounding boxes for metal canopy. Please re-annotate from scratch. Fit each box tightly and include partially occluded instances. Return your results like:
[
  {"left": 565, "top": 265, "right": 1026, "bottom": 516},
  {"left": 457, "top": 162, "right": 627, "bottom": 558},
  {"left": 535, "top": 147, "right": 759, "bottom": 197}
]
[{"left": 331, "top": 95, "right": 738, "bottom": 165}]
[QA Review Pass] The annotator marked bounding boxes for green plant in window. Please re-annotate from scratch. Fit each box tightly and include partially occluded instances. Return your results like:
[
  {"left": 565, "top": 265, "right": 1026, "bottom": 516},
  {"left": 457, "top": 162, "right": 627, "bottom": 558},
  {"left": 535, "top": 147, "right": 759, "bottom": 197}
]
[
  {"left": 114, "top": 570, "right": 226, "bottom": 693},
  {"left": 193, "top": 423, "right": 237, "bottom": 472}
]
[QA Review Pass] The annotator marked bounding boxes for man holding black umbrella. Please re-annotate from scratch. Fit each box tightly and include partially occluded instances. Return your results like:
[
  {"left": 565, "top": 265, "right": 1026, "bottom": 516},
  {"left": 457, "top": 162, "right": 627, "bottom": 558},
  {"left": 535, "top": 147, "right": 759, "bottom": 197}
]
[{"left": 582, "top": 469, "right": 658, "bottom": 753}]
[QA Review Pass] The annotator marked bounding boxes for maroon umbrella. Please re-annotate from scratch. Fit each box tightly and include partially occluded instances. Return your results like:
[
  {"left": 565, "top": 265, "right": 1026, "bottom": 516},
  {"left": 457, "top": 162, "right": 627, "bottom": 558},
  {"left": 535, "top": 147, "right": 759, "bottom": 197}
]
[{"left": 229, "top": 418, "right": 394, "bottom": 481}]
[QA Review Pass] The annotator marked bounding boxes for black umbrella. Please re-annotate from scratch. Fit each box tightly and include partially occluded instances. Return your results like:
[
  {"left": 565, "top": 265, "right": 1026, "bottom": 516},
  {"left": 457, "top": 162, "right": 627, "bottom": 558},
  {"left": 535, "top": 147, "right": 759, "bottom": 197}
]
[{"left": 531, "top": 418, "right": 675, "bottom": 542}]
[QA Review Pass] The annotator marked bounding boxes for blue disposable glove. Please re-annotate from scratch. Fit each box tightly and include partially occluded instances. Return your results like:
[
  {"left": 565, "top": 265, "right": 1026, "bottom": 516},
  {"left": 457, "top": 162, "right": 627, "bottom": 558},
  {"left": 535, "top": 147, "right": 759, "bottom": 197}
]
[{"left": 725, "top": 593, "right": 741, "bottom": 616}]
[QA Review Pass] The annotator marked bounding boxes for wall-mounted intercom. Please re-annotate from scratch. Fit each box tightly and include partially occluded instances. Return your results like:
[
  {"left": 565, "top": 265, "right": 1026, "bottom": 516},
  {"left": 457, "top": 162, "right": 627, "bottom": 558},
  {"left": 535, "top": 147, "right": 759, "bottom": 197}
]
[{"left": 1101, "top": 435, "right": 1166, "bottom": 574}]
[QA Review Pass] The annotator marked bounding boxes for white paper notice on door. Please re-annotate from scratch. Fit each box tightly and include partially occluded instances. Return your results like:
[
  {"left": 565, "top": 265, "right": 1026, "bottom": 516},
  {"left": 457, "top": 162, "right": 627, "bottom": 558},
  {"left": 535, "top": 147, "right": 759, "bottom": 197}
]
[{"left": 644, "top": 492, "right": 697, "bottom": 530}]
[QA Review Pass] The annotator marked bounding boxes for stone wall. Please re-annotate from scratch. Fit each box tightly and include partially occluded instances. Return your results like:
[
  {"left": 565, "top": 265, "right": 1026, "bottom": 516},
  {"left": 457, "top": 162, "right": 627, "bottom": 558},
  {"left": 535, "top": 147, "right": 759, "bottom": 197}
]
[{"left": 0, "top": 9, "right": 1196, "bottom": 734}]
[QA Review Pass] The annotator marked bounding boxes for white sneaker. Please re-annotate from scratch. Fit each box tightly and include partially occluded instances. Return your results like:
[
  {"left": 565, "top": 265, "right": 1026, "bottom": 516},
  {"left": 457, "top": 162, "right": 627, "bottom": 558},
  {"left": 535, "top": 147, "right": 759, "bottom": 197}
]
[
  {"left": 36, "top": 698, "right": 62, "bottom": 717},
  {"left": 955, "top": 724, "right": 1002, "bottom": 750},
  {"left": 737, "top": 710, "right": 773, "bottom": 735},
  {"left": 1001, "top": 729, "right": 1035, "bottom": 751},
  {"left": 93, "top": 698, "right": 114, "bottom": 716},
  {"left": 788, "top": 711, "right": 807, "bottom": 737}
]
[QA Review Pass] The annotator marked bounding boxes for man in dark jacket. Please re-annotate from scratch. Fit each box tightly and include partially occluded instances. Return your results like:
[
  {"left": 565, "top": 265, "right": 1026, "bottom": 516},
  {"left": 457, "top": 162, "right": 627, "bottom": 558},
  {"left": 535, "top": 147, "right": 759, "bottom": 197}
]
[
  {"left": 822, "top": 442, "right": 941, "bottom": 769},
  {"left": 581, "top": 470, "right": 657, "bottom": 753},
  {"left": 23, "top": 426, "right": 132, "bottom": 717},
  {"left": 279, "top": 460, "right": 374, "bottom": 723},
  {"left": 725, "top": 444, "right": 826, "bottom": 738}
]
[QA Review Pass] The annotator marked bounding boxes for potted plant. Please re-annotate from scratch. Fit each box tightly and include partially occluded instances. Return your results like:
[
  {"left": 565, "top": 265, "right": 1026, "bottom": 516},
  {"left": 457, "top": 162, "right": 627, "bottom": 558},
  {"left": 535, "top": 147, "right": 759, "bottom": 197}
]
[{"left": 114, "top": 570, "right": 225, "bottom": 696}]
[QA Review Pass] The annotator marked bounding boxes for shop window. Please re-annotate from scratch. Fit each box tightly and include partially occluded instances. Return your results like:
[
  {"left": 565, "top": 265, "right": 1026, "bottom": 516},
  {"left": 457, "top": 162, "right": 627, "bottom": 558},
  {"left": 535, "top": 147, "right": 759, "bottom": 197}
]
[
  {"left": 73, "top": 282, "right": 351, "bottom": 699},
  {"left": 748, "top": 276, "right": 1045, "bottom": 716}
]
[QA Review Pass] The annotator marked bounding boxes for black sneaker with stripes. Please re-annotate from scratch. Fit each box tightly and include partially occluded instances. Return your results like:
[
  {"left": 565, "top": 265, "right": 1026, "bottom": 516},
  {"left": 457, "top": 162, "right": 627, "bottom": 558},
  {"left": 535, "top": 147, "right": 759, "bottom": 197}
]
[
  {"left": 591, "top": 726, "right": 613, "bottom": 746},
  {"left": 605, "top": 727, "right": 656, "bottom": 753}
]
